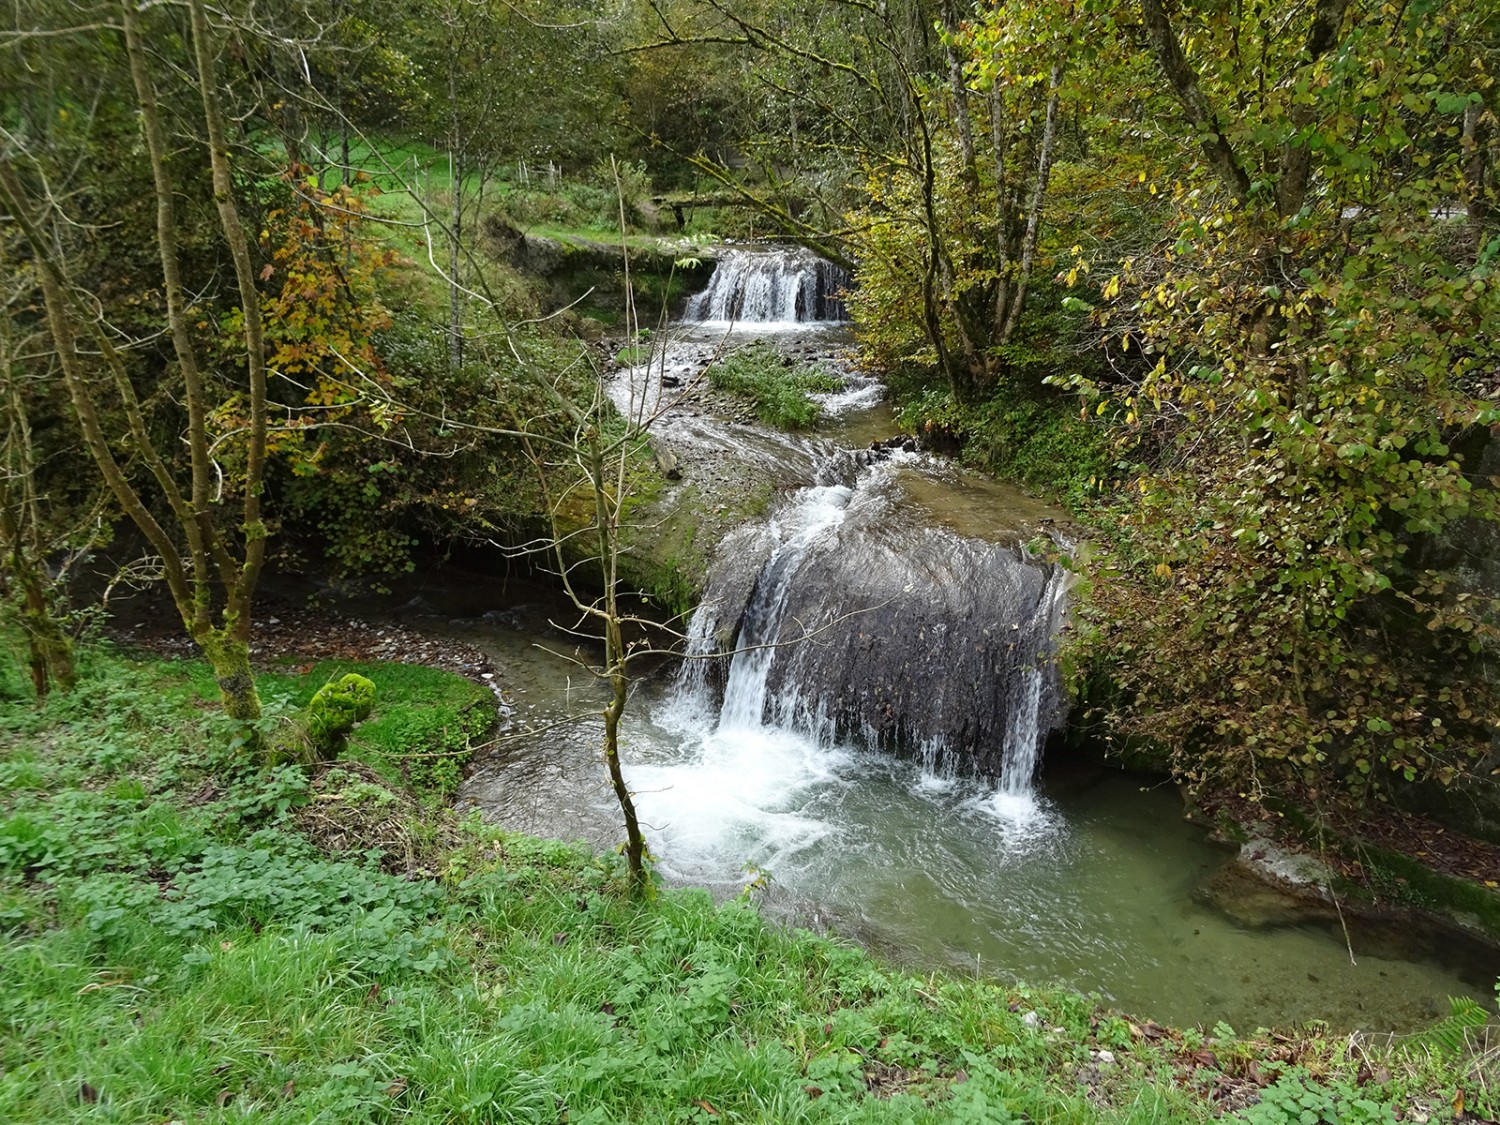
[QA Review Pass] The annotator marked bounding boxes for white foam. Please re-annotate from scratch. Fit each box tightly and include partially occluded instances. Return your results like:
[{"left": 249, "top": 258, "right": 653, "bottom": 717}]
[{"left": 624, "top": 723, "right": 853, "bottom": 880}]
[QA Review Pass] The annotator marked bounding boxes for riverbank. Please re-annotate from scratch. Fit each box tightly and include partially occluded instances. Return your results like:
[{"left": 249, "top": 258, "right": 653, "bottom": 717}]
[{"left": 2, "top": 641, "right": 1494, "bottom": 1123}]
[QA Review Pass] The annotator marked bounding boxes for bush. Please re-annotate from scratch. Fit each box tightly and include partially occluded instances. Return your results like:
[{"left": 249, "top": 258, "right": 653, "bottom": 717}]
[{"left": 707, "top": 344, "right": 841, "bottom": 429}]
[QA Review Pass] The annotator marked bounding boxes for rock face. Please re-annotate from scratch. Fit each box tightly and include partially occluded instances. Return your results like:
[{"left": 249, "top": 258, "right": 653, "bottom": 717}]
[
  {"left": 1194, "top": 824, "right": 1500, "bottom": 973},
  {"left": 1195, "top": 831, "right": 1342, "bottom": 930},
  {"left": 685, "top": 463, "right": 1070, "bottom": 778},
  {"left": 484, "top": 213, "right": 716, "bottom": 282}
]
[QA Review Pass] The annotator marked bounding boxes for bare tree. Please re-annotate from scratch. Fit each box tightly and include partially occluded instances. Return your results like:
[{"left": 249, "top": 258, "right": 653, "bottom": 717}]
[{"left": 0, "top": 252, "right": 87, "bottom": 698}]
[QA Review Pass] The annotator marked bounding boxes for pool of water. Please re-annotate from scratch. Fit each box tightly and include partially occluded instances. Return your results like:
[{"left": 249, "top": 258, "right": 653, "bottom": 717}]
[{"left": 433, "top": 592, "right": 1492, "bottom": 1034}]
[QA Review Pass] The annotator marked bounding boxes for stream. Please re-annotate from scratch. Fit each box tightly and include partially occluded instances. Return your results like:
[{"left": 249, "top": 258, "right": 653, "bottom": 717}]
[{"left": 440, "top": 246, "right": 1492, "bottom": 1033}]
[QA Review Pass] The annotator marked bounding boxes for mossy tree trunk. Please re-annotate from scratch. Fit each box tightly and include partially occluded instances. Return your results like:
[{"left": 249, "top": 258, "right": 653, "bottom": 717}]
[
  {"left": 0, "top": 305, "right": 77, "bottom": 700},
  {"left": 10, "top": 568, "right": 76, "bottom": 700},
  {"left": 197, "top": 626, "right": 262, "bottom": 725}
]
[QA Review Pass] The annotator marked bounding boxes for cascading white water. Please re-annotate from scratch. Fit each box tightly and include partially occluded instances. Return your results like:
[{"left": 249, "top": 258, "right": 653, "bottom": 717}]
[
  {"left": 992, "top": 563, "right": 1070, "bottom": 810},
  {"left": 685, "top": 247, "right": 849, "bottom": 324},
  {"left": 668, "top": 459, "right": 1068, "bottom": 810},
  {"left": 718, "top": 485, "right": 853, "bottom": 729}
]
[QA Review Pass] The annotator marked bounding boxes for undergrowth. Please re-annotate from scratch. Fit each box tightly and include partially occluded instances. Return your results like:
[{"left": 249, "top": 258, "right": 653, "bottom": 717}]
[
  {"left": 0, "top": 641, "right": 1494, "bottom": 1123},
  {"left": 179, "top": 658, "right": 494, "bottom": 800},
  {"left": 709, "top": 343, "right": 842, "bottom": 429},
  {"left": 891, "top": 375, "right": 1114, "bottom": 511}
]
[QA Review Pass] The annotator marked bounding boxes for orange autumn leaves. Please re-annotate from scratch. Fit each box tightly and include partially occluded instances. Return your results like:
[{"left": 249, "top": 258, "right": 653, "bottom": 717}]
[{"left": 214, "top": 173, "right": 400, "bottom": 480}]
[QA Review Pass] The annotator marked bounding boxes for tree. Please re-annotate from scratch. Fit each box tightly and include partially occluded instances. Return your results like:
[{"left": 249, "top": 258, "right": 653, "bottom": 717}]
[
  {"left": 389, "top": 0, "right": 627, "bottom": 374},
  {"left": 0, "top": 251, "right": 90, "bottom": 698},
  {"left": 1, "top": 0, "right": 276, "bottom": 729},
  {"left": 1061, "top": 0, "right": 1500, "bottom": 799},
  {"left": 627, "top": 0, "right": 1087, "bottom": 402}
]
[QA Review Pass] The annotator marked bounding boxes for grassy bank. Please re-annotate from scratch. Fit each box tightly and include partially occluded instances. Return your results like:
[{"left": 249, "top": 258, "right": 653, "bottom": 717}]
[{"left": 1, "top": 645, "right": 1494, "bottom": 1123}]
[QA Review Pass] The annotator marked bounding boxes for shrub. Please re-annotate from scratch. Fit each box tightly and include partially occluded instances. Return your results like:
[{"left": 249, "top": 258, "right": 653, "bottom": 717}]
[{"left": 707, "top": 344, "right": 841, "bottom": 429}]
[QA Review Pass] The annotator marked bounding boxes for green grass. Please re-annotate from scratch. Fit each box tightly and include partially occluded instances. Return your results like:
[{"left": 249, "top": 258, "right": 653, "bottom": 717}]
[
  {"left": 709, "top": 344, "right": 843, "bottom": 429},
  {"left": 0, "top": 639, "right": 1494, "bottom": 1124},
  {"left": 171, "top": 658, "right": 495, "bottom": 800},
  {"left": 266, "top": 660, "right": 495, "bottom": 799}
]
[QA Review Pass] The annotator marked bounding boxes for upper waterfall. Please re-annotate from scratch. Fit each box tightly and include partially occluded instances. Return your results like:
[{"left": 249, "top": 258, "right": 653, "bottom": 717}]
[{"left": 684, "top": 246, "right": 850, "bottom": 324}]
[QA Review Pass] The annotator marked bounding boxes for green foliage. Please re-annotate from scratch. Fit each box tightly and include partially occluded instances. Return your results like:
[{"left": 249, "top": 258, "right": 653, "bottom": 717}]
[
  {"left": 1240, "top": 1068, "right": 1398, "bottom": 1125},
  {"left": 1056, "top": 0, "right": 1500, "bottom": 801},
  {"left": 261, "top": 660, "right": 494, "bottom": 799},
  {"left": 708, "top": 343, "right": 841, "bottom": 429},
  {"left": 505, "top": 181, "right": 626, "bottom": 232},
  {"left": 893, "top": 375, "right": 1112, "bottom": 509},
  {"left": 1401, "top": 995, "right": 1492, "bottom": 1058}
]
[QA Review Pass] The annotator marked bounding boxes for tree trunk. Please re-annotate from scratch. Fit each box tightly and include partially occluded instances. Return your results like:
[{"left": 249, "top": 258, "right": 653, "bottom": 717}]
[
  {"left": 590, "top": 432, "right": 647, "bottom": 892},
  {"left": 1001, "top": 66, "right": 1064, "bottom": 342},
  {"left": 0, "top": 314, "right": 75, "bottom": 699},
  {"left": 199, "top": 629, "right": 262, "bottom": 725},
  {"left": 1138, "top": 0, "right": 1251, "bottom": 204},
  {"left": 20, "top": 585, "right": 77, "bottom": 699},
  {"left": 2, "top": 547, "right": 76, "bottom": 700},
  {"left": 1463, "top": 98, "right": 1492, "bottom": 256},
  {"left": 937, "top": 0, "right": 979, "bottom": 195},
  {"left": 601, "top": 641, "right": 646, "bottom": 891}
]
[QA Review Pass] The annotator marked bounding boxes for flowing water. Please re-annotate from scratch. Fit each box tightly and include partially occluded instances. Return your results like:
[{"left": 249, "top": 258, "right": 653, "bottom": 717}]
[{"left": 452, "top": 245, "right": 1494, "bottom": 1032}]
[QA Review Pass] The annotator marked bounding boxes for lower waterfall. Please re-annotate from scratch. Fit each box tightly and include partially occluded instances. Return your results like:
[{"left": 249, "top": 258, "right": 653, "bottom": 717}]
[{"left": 670, "top": 457, "right": 1069, "bottom": 798}]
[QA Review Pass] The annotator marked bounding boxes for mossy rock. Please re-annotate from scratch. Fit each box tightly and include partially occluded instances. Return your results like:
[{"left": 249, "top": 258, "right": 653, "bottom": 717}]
[{"left": 1352, "top": 843, "right": 1500, "bottom": 945}]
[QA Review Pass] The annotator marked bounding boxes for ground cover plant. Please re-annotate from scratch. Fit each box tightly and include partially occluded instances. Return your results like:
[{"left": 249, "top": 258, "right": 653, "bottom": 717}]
[
  {"left": 709, "top": 344, "right": 843, "bottom": 429},
  {"left": 0, "top": 638, "right": 1493, "bottom": 1124}
]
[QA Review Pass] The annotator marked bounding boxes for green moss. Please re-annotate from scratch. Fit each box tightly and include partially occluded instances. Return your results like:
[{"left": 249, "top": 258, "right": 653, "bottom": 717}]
[
  {"left": 260, "top": 661, "right": 495, "bottom": 800},
  {"left": 304, "top": 674, "right": 377, "bottom": 760},
  {"left": 1354, "top": 844, "right": 1500, "bottom": 941},
  {"left": 892, "top": 378, "right": 1112, "bottom": 511}
]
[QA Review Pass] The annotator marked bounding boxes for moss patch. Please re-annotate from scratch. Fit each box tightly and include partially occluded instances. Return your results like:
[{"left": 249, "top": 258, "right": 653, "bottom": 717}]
[
  {"left": 259, "top": 660, "right": 496, "bottom": 801},
  {"left": 1351, "top": 843, "right": 1500, "bottom": 942}
]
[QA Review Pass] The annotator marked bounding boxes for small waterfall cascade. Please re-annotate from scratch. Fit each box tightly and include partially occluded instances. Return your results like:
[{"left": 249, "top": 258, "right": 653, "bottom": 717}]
[
  {"left": 685, "top": 247, "right": 850, "bottom": 324},
  {"left": 994, "top": 563, "right": 1070, "bottom": 801},
  {"left": 672, "top": 462, "right": 1070, "bottom": 794},
  {"left": 718, "top": 485, "right": 853, "bottom": 729}
]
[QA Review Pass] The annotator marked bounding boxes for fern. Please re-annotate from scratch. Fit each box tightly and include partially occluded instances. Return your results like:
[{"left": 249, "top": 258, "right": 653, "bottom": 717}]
[{"left": 1403, "top": 995, "right": 1491, "bottom": 1056}]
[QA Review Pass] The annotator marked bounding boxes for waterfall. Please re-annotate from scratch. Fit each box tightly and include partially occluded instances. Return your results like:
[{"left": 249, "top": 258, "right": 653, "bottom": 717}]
[
  {"left": 675, "top": 463, "right": 1069, "bottom": 794},
  {"left": 685, "top": 247, "right": 849, "bottom": 324},
  {"left": 995, "top": 563, "right": 1070, "bottom": 800},
  {"left": 718, "top": 485, "right": 853, "bottom": 729}
]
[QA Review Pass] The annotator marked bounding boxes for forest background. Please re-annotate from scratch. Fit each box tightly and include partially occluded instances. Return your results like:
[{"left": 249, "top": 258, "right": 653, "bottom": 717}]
[{"left": 2, "top": 0, "right": 1499, "bottom": 816}]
